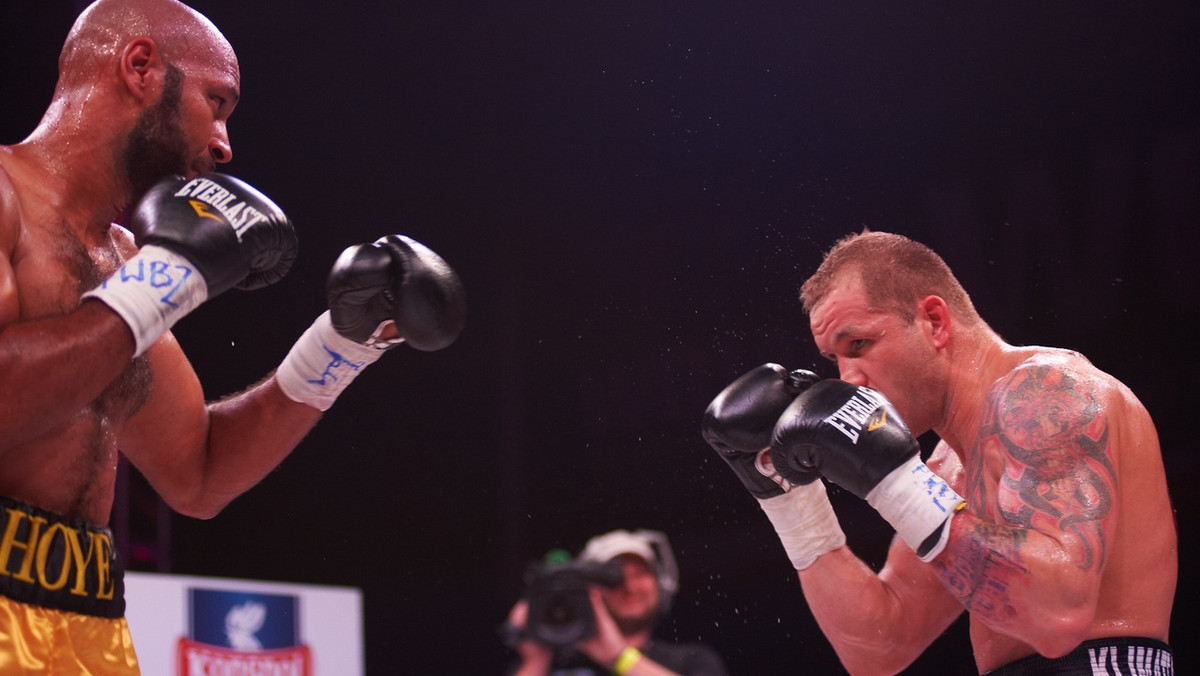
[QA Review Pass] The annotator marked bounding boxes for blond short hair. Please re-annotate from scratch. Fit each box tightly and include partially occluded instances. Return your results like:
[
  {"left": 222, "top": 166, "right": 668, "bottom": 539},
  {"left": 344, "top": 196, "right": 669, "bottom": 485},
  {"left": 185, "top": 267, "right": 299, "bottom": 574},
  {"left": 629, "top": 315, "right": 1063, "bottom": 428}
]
[{"left": 799, "top": 231, "right": 981, "bottom": 325}]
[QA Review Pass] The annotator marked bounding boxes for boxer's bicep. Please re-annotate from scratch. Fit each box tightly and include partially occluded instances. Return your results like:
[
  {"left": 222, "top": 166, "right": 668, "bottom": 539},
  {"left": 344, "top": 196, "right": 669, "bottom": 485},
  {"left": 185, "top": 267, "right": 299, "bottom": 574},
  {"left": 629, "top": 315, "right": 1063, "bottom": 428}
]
[
  {"left": 119, "top": 329, "right": 211, "bottom": 510},
  {"left": 987, "top": 363, "right": 1116, "bottom": 572}
]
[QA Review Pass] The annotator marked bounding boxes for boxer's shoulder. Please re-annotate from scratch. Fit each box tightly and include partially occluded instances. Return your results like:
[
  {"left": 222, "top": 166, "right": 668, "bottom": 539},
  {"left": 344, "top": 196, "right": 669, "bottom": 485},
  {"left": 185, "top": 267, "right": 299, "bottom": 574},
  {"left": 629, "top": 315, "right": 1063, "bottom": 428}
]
[{"left": 988, "top": 345, "right": 1124, "bottom": 406}]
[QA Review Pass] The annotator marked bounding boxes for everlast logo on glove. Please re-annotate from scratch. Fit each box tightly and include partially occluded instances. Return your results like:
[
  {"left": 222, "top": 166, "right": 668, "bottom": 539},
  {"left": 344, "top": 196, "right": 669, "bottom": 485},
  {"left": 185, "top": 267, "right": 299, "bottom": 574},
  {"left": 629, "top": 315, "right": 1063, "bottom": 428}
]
[
  {"left": 0, "top": 497, "right": 124, "bottom": 618},
  {"left": 174, "top": 176, "right": 272, "bottom": 238},
  {"left": 823, "top": 386, "right": 888, "bottom": 443}
]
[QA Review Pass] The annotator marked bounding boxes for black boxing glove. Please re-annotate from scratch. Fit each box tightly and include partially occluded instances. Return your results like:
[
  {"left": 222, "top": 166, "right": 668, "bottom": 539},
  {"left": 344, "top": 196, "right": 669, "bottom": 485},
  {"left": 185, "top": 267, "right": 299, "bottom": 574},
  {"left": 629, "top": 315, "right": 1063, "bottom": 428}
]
[
  {"left": 702, "top": 364, "right": 819, "bottom": 499},
  {"left": 703, "top": 365, "right": 846, "bottom": 570},
  {"left": 770, "top": 380, "right": 965, "bottom": 561},
  {"left": 84, "top": 173, "right": 297, "bottom": 355},
  {"left": 326, "top": 235, "right": 466, "bottom": 351},
  {"left": 138, "top": 173, "right": 297, "bottom": 293},
  {"left": 274, "top": 235, "right": 465, "bottom": 411}
]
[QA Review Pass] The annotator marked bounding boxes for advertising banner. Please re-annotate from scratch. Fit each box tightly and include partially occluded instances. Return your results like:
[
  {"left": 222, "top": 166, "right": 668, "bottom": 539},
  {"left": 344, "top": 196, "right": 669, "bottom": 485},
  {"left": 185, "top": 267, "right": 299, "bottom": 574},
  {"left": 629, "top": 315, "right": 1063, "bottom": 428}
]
[{"left": 125, "top": 572, "right": 363, "bottom": 676}]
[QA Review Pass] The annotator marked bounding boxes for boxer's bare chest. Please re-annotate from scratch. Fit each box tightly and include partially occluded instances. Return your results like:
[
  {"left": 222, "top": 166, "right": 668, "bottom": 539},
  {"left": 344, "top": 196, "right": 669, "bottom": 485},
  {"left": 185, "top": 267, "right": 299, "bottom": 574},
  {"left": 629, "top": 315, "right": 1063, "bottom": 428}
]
[
  {"left": 2, "top": 203, "right": 153, "bottom": 520},
  {"left": 15, "top": 208, "right": 153, "bottom": 413}
]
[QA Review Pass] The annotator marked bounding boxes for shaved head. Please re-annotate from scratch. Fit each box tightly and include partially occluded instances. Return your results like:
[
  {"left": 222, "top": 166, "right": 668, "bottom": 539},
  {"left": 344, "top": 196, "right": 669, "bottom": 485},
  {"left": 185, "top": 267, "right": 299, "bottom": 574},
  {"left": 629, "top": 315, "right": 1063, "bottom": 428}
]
[{"left": 57, "top": 0, "right": 236, "bottom": 94}]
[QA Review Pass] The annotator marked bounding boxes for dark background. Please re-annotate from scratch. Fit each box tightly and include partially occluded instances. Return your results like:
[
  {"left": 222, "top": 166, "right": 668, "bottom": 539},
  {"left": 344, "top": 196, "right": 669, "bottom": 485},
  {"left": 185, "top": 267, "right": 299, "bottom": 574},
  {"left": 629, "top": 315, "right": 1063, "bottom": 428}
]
[{"left": 3, "top": 1, "right": 1197, "bottom": 673}]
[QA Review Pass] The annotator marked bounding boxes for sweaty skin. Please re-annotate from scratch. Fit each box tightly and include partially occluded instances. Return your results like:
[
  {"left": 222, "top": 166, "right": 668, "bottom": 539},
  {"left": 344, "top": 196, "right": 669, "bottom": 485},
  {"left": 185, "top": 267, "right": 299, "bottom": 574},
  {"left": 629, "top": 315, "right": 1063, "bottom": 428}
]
[
  {"left": 0, "top": 0, "right": 321, "bottom": 528},
  {"left": 796, "top": 272, "right": 1175, "bottom": 674},
  {"left": 0, "top": 187, "right": 147, "bottom": 521},
  {"left": 933, "top": 353, "right": 1174, "bottom": 669}
]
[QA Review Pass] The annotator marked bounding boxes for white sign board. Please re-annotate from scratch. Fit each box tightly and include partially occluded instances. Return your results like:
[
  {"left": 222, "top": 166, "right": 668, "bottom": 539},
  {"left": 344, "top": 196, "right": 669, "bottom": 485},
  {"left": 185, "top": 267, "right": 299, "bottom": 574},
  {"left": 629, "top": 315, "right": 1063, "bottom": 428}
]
[{"left": 125, "top": 571, "right": 364, "bottom": 676}]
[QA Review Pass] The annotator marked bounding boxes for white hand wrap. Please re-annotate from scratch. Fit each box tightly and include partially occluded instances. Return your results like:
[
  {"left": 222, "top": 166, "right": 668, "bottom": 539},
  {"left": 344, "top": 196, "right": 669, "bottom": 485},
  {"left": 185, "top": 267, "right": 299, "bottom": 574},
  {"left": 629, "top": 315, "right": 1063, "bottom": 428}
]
[
  {"left": 82, "top": 245, "right": 208, "bottom": 357},
  {"left": 757, "top": 479, "right": 846, "bottom": 570},
  {"left": 275, "top": 311, "right": 388, "bottom": 411},
  {"left": 866, "top": 455, "right": 965, "bottom": 561}
]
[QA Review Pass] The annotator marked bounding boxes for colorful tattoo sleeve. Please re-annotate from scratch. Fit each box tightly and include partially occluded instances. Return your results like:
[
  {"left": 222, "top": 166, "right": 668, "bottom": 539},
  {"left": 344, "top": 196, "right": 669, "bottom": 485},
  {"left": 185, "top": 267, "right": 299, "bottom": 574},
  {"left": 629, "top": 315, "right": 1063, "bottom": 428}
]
[{"left": 935, "top": 363, "right": 1115, "bottom": 620}]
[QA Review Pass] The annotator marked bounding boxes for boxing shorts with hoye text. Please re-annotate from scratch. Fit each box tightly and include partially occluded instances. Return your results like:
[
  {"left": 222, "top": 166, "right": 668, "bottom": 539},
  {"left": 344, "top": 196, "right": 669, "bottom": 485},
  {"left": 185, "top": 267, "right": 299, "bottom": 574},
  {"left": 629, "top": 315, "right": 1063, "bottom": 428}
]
[
  {"left": 985, "top": 637, "right": 1173, "bottom": 676},
  {"left": 0, "top": 495, "right": 125, "bottom": 617}
]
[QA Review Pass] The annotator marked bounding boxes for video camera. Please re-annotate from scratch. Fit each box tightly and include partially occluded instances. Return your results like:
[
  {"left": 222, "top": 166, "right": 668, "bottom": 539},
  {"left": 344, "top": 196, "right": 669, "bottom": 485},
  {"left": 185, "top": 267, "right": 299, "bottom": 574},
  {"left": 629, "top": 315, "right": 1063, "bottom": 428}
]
[{"left": 522, "top": 549, "right": 624, "bottom": 646}]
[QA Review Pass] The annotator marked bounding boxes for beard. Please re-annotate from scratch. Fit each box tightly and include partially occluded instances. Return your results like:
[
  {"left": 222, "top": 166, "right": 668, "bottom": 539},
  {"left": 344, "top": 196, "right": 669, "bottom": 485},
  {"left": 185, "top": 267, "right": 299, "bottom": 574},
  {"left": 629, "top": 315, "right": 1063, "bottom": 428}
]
[
  {"left": 610, "top": 603, "right": 658, "bottom": 637},
  {"left": 121, "top": 63, "right": 189, "bottom": 201}
]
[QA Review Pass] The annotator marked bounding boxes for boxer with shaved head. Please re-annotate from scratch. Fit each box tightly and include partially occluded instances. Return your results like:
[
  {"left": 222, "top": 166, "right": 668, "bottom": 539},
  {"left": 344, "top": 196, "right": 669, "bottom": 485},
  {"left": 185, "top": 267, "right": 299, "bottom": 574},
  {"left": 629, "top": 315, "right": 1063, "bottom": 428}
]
[{"left": 0, "top": 1, "right": 463, "bottom": 671}]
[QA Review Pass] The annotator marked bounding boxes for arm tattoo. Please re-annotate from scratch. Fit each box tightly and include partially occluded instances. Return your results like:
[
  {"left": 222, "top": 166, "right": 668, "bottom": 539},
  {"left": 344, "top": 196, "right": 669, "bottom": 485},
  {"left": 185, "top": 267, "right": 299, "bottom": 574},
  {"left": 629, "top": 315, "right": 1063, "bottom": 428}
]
[
  {"left": 936, "top": 364, "right": 1115, "bottom": 617},
  {"left": 990, "top": 364, "right": 1114, "bottom": 571},
  {"left": 938, "top": 521, "right": 1028, "bottom": 623}
]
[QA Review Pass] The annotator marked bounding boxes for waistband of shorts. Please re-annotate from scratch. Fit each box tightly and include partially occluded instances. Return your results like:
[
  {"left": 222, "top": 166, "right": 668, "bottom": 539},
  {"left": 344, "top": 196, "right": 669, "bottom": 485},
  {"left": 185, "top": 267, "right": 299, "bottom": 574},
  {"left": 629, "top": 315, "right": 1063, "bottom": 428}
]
[
  {"left": 0, "top": 495, "right": 125, "bottom": 618},
  {"left": 985, "top": 637, "right": 1173, "bottom": 676}
]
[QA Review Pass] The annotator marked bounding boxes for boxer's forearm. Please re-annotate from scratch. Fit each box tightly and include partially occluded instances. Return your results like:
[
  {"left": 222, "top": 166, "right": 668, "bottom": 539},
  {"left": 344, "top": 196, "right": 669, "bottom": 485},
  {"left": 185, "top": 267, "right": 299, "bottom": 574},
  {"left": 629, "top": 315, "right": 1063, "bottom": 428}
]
[
  {"left": 195, "top": 376, "right": 322, "bottom": 516},
  {"left": 0, "top": 302, "right": 135, "bottom": 451},
  {"left": 139, "top": 374, "right": 321, "bottom": 520},
  {"left": 799, "top": 543, "right": 962, "bottom": 676}
]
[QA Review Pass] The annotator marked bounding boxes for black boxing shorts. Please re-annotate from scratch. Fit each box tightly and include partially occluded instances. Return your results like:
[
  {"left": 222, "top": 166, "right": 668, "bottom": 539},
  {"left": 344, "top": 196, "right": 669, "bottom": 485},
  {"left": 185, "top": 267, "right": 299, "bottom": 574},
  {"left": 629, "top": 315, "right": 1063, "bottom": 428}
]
[
  {"left": 0, "top": 496, "right": 139, "bottom": 673},
  {"left": 985, "top": 637, "right": 1173, "bottom": 676},
  {"left": 0, "top": 495, "right": 125, "bottom": 617}
]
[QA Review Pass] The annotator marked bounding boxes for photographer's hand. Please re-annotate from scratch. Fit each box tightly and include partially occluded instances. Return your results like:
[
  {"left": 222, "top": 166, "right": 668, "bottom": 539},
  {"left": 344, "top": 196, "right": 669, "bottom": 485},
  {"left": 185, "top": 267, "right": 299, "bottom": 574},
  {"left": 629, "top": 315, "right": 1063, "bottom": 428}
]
[
  {"left": 506, "top": 600, "right": 554, "bottom": 676},
  {"left": 576, "top": 589, "right": 685, "bottom": 676},
  {"left": 576, "top": 588, "right": 625, "bottom": 664}
]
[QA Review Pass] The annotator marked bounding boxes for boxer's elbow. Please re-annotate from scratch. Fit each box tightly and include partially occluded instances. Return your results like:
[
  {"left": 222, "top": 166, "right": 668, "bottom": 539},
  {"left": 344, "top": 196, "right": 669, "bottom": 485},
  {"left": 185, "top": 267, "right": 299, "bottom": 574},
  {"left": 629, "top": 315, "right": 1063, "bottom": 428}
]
[
  {"left": 1012, "top": 592, "right": 1095, "bottom": 659},
  {"left": 163, "top": 485, "right": 236, "bottom": 521},
  {"left": 174, "top": 501, "right": 226, "bottom": 521},
  {"left": 833, "top": 627, "right": 926, "bottom": 676},
  {"left": 1007, "top": 548, "right": 1099, "bottom": 657},
  {"left": 1027, "top": 610, "right": 1093, "bottom": 659},
  {"left": 839, "top": 654, "right": 915, "bottom": 676}
]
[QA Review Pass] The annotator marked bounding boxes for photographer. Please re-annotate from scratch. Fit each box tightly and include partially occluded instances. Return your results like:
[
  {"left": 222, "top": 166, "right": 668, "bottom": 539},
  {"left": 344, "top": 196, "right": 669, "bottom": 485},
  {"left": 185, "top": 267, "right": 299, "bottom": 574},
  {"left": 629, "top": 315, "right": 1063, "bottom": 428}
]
[{"left": 503, "top": 529, "right": 727, "bottom": 676}]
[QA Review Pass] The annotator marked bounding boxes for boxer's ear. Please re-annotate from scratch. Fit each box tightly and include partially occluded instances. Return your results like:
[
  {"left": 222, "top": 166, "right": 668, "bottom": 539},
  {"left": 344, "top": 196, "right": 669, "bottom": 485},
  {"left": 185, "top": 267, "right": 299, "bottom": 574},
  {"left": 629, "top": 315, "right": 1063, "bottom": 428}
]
[
  {"left": 919, "top": 295, "right": 951, "bottom": 350},
  {"left": 119, "top": 37, "right": 165, "bottom": 104}
]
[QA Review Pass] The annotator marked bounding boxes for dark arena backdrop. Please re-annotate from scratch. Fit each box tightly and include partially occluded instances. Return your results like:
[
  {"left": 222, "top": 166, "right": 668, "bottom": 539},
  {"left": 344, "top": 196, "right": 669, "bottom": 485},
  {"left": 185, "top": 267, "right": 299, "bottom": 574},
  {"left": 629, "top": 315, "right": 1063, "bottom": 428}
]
[{"left": 2, "top": 1, "right": 1197, "bottom": 673}]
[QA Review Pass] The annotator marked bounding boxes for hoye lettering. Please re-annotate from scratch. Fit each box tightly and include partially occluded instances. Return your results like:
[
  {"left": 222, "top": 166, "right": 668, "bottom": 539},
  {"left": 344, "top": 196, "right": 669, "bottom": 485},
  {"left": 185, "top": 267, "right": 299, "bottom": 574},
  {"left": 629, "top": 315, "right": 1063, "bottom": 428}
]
[
  {"left": 174, "top": 177, "right": 270, "bottom": 236},
  {"left": 824, "top": 387, "right": 887, "bottom": 444},
  {"left": 0, "top": 507, "right": 115, "bottom": 600}
]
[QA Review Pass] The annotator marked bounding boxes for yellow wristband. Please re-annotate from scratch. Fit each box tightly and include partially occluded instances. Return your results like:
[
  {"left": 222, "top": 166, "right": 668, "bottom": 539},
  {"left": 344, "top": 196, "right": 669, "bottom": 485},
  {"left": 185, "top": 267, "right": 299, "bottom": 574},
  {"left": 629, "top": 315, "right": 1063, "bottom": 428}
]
[{"left": 613, "top": 646, "right": 643, "bottom": 675}]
